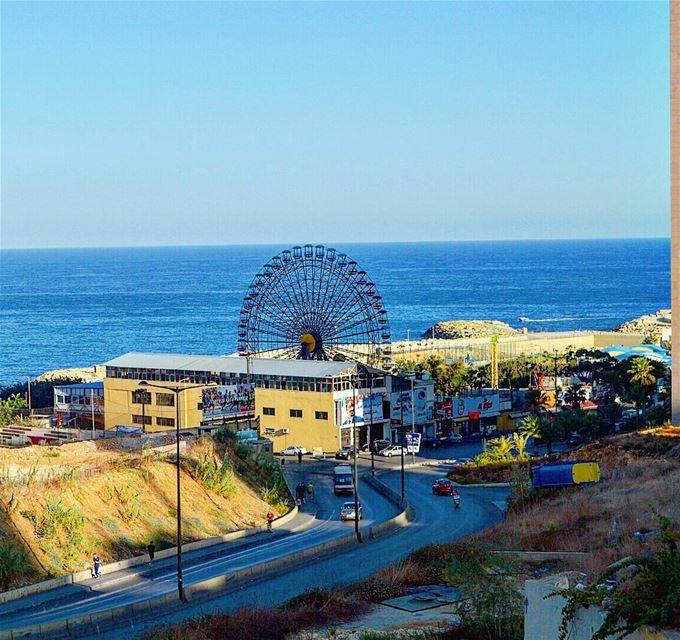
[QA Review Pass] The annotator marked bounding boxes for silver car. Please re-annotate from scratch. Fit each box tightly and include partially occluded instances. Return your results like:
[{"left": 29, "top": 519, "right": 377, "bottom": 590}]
[{"left": 340, "top": 501, "right": 363, "bottom": 521}]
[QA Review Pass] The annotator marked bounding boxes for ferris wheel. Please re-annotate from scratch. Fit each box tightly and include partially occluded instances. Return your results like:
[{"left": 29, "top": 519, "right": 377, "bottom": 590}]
[{"left": 237, "top": 244, "right": 391, "bottom": 366}]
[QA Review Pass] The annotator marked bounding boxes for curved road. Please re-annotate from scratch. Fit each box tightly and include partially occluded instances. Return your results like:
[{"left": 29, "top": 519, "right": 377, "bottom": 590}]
[{"left": 2, "top": 460, "right": 508, "bottom": 638}]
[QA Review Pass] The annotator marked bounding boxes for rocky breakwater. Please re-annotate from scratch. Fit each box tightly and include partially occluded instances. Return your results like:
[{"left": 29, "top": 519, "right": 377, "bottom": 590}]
[
  {"left": 613, "top": 309, "right": 671, "bottom": 340},
  {"left": 423, "top": 320, "right": 519, "bottom": 340}
]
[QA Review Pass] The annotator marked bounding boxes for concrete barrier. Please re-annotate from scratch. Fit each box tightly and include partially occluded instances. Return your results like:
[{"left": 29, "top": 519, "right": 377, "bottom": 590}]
[{"left": 2, "top": 473, "right": 409, "bottom": 639}]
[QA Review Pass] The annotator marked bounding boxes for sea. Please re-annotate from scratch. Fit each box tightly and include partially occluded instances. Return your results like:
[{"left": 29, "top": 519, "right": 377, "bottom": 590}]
[{"left": 0, "top": 239, "right": 670, "bottom": 387}]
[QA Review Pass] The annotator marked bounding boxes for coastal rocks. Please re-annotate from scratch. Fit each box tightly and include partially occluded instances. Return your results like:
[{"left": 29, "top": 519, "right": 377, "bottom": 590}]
[
  {"left": 613, "top": 309, "right": 671, "bottom": 339},
  {"left": 423, "top": 320, "right": 518, "bottom": 340},
  {"left": 34, "top": 365, "right": 103, "bottom": 383}
]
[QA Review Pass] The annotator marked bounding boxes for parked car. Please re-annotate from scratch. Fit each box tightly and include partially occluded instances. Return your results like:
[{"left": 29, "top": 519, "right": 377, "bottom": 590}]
[
  {"left": 361, "top": 439, "right": 392, "bottom": 453},
  {"left": 452, "top": 457, "right": 473, "bottom": 467},
  {"left": 378, "top": 445, "right": 406, "bottom": 457},
  {"left": 335, "top": 446, "right": 358, "bottom": 460},
  {"left": 280, "top": 445, "right": 307, "bottom": 456},
  {"left": 568, "top": 432, "right": 582, "bottom": 447},
  {"left": 431, "top": 478, "right": 454, "bottom": 496},
  {"left": 340, "top": 501, "right": 363, "bottom": 521},
  {"left": 445, "top": 433, "right": 463, "bottom": 443}
]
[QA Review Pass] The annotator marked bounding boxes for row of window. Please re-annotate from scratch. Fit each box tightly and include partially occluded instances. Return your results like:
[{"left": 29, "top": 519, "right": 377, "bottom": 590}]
[
  {"left": 132, "top": 390, "right": 175, "bottom": 406},
  {"left": 132, "top": 415, "right": 175, "bottom": 427},
  {"left": 263, "top": 407, "right": 328, "bottom": 420}
]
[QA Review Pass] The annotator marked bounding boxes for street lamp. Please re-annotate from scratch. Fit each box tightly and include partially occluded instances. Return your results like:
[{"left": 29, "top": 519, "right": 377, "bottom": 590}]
[
  {"left": 352, "top": 368, "right": 363, "bottom": 544},
  {"left": 137, "top": 378, "right": 216, "bottom": 603}
]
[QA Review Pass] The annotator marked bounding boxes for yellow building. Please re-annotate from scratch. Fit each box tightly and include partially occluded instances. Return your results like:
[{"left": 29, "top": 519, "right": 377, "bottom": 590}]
[{"left": 103, "top": 353, "right": 389, "bottom": 453}]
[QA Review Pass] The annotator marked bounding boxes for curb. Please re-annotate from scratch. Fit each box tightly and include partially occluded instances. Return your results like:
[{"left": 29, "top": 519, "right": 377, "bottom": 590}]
[
  {"left": 1, "top": 474, "right": 410, "bottom": 639},
  {"left": 0, "top": 474, "right": 298, "bottom": 607}
]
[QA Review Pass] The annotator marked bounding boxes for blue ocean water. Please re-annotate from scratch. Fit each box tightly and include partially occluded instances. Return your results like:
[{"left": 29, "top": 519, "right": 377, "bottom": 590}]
[{"left": 0, "top": 239, "right": 670, "bottom": 386}]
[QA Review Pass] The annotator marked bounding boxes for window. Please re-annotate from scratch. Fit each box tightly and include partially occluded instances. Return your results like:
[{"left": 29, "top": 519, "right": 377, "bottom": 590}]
[
  {"left": 132, "top": 414, "right": 152, "bottom": 425},
  {"left": 156, "top": 393, "right": 175, "bottom": 407},
  {"left": 132, "top": 390, "right": 151, "bottom": 405},
  {"left": 290, "top": 409, "right": 303, "bottom": 418},
  {"left": 315, "top": 411, "right": 328, "bottom": 420},
  {"left": 156, "top": 417, "right": 175, "bottom": 427},
  {"left": 263, "top": 407, "right": 275, "bottom": 416}
]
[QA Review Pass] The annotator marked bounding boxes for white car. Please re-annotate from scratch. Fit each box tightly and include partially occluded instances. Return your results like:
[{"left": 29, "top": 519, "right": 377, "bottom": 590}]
[
  {"left": 280, "top": 445, "right": 307, "bottom": 456},
  {"left": 378, "top": 445, "right": 406, "bottom": 457},
  {"left": 446, "top": 433, "right": 463, "bottom": 443}
]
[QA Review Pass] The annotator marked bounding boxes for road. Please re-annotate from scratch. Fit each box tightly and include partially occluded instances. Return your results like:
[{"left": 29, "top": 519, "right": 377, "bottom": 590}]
[{"left": 2, "top": 459, "right": 508, "bottom": 638}]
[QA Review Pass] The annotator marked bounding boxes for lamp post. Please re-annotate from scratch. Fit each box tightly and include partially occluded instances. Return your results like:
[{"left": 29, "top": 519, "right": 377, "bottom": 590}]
[
  {"left": 352, "top": 369, "right": 363, "bottom": 544},
  {"left": 400, "top": 387, "right": 405, "bottom": 504},
  {"left": 137, "top": 379, "right": 216, "bottom": 603}
]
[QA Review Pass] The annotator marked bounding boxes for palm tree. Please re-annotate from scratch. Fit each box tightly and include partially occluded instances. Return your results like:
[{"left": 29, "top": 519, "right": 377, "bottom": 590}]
[
  {"left": 627, "top": 357, "right": 657, "bottom": 425},
  {"left": 520, "top": 414, "right": 543, "bottom": 456},
  {"left": 563, "top": 385, "right": 587, "bottom": 411},
  {"left": 486, "top": 435, "right": 514, "bottom": 462},
  {"left": 525, "top": 389, "right": 550, "bottom": 414},
  {"left": 511, "top": 431, "right": 530, "bottom": 460}
]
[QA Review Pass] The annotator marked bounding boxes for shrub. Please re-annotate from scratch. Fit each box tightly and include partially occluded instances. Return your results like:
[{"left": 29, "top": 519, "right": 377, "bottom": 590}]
[
  {"left": 355, "top": 560, "right": 423, "bottom": 602},
  {"left": 0, "top": 539, "right": 29, "bottom": 591}
]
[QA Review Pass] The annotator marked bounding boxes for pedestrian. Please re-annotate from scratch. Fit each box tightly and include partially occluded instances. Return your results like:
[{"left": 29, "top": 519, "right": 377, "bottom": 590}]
[
  {"left": 307, "top": 480, "right": 314, "bottom": 502},
  {"left": 92, "top": 553, "right": 101, "bottom": 578},
  {"left": 297, "top": 482, "right": 306, "bottom": 504},
  {"left": 266, "top": 510, "right": 275, "bottom": 532},
  {"left": 147, "top": 541, "right": 156, "bottom": 564},
  {"left": 297, "top": 450, "right": 303, "bottom": 465}
]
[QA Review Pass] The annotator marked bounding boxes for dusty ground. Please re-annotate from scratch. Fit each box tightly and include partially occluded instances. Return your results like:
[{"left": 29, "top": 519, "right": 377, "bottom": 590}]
[{"left": 0, "top": 437, "right": 284, "bottom": 585}]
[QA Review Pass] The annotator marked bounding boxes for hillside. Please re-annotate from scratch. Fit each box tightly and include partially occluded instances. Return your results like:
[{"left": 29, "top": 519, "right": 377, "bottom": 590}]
[
  {"left": 0, "top": 435, "right": 289, "bottom": 589},
  {"left": 473, "top": 427, "right": 680, "bottom": 574}
]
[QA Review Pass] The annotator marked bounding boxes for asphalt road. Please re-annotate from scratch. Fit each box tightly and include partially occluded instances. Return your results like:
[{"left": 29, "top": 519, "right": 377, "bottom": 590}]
[
  {"left": 2, "top": 458, "right": 508, "bottom": 638},
  {"left": 93, "top": 462, "right": 509, "bottom": 640},
  {"left": 0, "top": 465, "right": 399, "bottom": 633}
]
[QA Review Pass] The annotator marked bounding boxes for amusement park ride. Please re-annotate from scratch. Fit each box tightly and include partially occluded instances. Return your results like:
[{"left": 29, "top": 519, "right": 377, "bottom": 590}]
[{"left": 237, "top": 244, "right": 392, "bottom": 367}]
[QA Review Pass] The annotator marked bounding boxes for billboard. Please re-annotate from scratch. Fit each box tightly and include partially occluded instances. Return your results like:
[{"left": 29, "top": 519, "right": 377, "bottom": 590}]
[
  {"left": 452, "top": 394, "right": 500, "bottom": 418},
  {"left": 202, "top": 383, "right": 255, "bottom": 418},
  {"left": 390, "top": 386, "right": 431, "bottom": 424},
  {"left": 338, "top": 393, "right": 385, "bottom": 426}
]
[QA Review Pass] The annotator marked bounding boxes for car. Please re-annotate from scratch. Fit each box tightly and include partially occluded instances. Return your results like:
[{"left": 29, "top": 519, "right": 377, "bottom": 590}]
[
  {"left": 335, "top": 445, "right": 358, "bottom": 460},
  {"left": 452, "top": 457, "right": 473, "bottom": 467},
  {"left": 378, "top": 445, "right": 406, "bottom": 457},
  {"left": 361, "top": 439, "right": 392, "bottom": 453},
  {"left": 568, "top": 432, "right": 582, "bottom": 447},
  {"left": 445, "top": 433, "right": 463, "bottom": 443},
  {"left": 280, "top": 445, "right": 307, "bottom": 456},
  {"left": 432, "top": 478, "right": 454, "bottom": 495},
  {"left": 340, "top": 501, "right": 363, "bottom": 521}
]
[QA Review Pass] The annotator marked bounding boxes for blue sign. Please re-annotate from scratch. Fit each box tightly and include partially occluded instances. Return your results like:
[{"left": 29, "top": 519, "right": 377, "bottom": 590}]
[{"left": 405, "top": 432, "right": 421, "bottom": 454}]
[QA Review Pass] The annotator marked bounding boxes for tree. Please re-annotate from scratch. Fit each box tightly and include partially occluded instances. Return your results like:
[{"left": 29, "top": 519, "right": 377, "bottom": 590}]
[
  {"left": 599, "top": 402, "right": 623, "bottom": 435},
  {"left": 554, "top": 409, "right": 604, "bottom": 444},
  {"left": 520, "top": 413, "right": 544, "bottom": 456},
  {"left": 0, "top": 394, "right": 26, "bottom": 428},
  {"left": 563, "top": 385, "right": 586, "bottom": 411},
  {"left": 485, "top": 435, "right": 514, "bottom": 462},
  {"left": 511, "top": 431, "right": 530, "bottom": 461},
  {"left": 627, "top": 358, "right": 657, "bottom": 425},
  {"left": 525, "top": 389, "right": 550, "bottom": 414}
]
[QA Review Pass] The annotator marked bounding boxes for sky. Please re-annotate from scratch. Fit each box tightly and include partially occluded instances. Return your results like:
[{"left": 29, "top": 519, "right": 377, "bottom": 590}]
[{"left": 1, "top": 1, "right": 670, "bottom": 249}]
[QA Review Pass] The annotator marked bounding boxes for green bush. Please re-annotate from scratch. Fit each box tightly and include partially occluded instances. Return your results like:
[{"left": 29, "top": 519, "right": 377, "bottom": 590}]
[
  {"left": 187, "top": 454, "right": 237, "bottom": 498},
  {"left": 0, "top": 539, "right": 29, "bottom": 590}
]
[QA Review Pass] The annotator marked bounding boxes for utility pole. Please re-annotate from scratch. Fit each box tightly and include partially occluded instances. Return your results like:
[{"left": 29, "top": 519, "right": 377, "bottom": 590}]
[
  {"left": 369, "top": 371, "right": 375, "bottom": 477},
  {"left": 26, "top": 377, "right": 32, "bottom": 416},
  {"left": 352, "top": 370, "right": 362, "bottom": 543},
  {"left": 400, "top": 388, "right": 405, "bottom": 504},
  {"left": 90, "top": 388, "right": 96, "bottom": 438},
  {"left": 410, "top": 374, "right": 416, "bottom": 465}
]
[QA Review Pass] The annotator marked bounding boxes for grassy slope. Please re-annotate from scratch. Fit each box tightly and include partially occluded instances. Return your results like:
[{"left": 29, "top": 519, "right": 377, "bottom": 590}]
[{"left": 0, "top": 436, "right": 288, "bottom": 588}]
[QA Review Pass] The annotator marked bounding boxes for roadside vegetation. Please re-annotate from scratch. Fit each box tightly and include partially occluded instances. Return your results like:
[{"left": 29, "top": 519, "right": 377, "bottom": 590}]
[{"left": 0, "top": 435, "right": 289, "bottom": 590}]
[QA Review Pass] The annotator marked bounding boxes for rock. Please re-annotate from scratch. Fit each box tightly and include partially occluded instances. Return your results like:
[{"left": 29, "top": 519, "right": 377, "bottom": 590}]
[
  {"left": 613, "top": 310, "right": 671, "bottom": 339},
  {"left": 422, "top": 320, "right": 518, "bottom": 340}
]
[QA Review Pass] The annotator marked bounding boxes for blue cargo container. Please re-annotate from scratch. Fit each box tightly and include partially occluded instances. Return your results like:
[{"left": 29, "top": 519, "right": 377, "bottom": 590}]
[{"left": 532, "top": 461, "right": 600, "bottom": 488}]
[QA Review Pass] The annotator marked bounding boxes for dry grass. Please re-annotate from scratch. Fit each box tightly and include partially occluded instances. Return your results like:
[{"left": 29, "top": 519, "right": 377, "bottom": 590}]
[
  {"left": 143, "top": 588, "right": 368, "bottom": 640},
  {"left": 355, "top": 560, "right": 426, "bottom": 602},
  {"left": 476, "top": 453, "right": 680, "bottom": 574}
]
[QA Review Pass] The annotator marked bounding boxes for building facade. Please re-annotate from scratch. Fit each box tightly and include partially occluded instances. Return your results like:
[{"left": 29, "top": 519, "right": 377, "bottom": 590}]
[
  {"left": 53, "top": 381, "right": 105, "bottom": 430},
  {"left": 103, "top": 353, "right": 389, "bottom": 452}
]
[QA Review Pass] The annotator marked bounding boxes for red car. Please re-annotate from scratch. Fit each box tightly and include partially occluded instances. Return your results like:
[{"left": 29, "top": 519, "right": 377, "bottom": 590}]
[{"left": 432, "top": 478, "right": 454, "bottom": 496}]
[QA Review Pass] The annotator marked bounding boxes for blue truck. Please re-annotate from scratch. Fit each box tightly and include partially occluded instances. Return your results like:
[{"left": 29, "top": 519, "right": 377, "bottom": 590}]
[{"left": 531, "top": 461, "right": 601, "bottom": 489}]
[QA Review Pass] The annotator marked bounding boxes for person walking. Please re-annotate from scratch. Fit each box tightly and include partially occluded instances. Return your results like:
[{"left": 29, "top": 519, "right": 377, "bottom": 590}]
[
  {"left": 307, "top": 480, "right": 314, "bottom": 503},
  {"left": 297, "top": 450, "right": 303, "bottom": 465},
  {"left": 147, "top": 541, "right": 156, "bottom": 564},
  {"left": 92, "top": 553, "right": 101, "bottom": 578},
  {"left": 266, "top": 510, "right": 275, "bottom": 532}
]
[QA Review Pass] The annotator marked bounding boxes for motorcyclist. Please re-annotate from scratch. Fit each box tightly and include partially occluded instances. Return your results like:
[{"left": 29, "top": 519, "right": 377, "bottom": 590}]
[{"left": 452, "top": 489, "right": 461, "bottom": 508}]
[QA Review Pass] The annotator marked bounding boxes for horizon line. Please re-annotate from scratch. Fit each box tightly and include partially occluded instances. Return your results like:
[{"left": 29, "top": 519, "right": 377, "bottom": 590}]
[{"left": 0, "top": 235, "right": 670, "bottom": 252}]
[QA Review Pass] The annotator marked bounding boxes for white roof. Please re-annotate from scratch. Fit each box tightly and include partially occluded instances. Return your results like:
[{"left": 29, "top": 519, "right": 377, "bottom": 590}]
[{"left": 104, "top": 352, "right": 361, "bottom": 378}]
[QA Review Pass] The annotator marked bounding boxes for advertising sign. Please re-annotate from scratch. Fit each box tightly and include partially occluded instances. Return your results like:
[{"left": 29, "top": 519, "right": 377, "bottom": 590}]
[
  {"left": 451, "top": 394, "right": 500, "bottom": 419},
  {"left": 202, "top": 383, "right": 255, "bottom": 418},
  {"left": 436, "top": 399, "right": 453, "bottom": 418},
  {"left": 391, "top": 386, "right": 431, "bottom": 424},
  {"left": 405, "top": 431, "right": 422, "bottom": 454},
  {"left": 338, "top": 393, "right": 385, "bottom": 426}
]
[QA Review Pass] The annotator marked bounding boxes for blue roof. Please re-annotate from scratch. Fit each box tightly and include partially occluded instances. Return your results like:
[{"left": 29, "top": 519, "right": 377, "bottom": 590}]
[
  {"left": 54, "top": 381, "right": 104, "bottom": 390},
  {"left": 601, "top": 345, "right": 671, "bottom": 367}
]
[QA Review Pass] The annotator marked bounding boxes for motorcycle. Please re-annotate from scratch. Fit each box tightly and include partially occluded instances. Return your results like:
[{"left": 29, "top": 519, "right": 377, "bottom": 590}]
[{"left": 453, "top": 494, "right": 461, "bottom": 509}]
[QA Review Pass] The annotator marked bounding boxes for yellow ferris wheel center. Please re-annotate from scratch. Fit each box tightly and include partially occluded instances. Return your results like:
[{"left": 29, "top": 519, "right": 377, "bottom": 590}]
[{"left": 300, "top": 333, "right": 317, "bottom": 353}]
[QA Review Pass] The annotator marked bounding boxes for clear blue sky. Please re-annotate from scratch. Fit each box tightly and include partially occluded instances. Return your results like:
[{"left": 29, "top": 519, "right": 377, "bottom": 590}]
[{"left": 1, "top": 1, "right": 669, "bottom": 249}]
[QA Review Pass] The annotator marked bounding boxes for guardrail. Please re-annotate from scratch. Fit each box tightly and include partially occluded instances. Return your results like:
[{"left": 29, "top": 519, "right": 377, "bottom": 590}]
[{"left": 1, "top": 472, "right": 412, "bottom": 639}]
